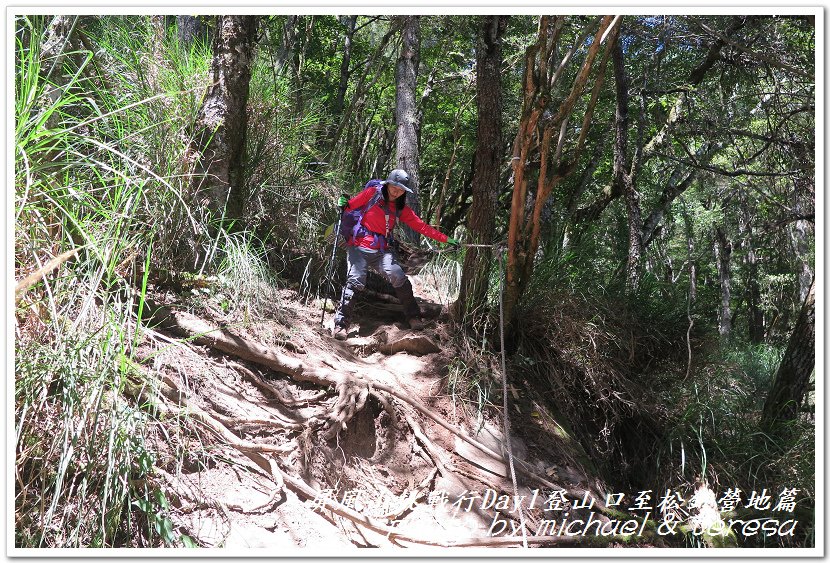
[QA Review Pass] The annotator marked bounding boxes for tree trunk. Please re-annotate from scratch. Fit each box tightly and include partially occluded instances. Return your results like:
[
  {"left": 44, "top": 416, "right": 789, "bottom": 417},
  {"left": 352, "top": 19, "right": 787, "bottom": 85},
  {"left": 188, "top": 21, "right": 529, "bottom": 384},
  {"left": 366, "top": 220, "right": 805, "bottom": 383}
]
[
  {"left": 329, "top": 20, "right": 400, "bottom": 155},
  {"left": 333, "top": 15, "right": 357, "bottom": 116},
  {"left": 503, "top": 16, "right": 618, "bottom": 326},
  {"left": 714, "top": 226, "right": 732, "bottom": 341},
  {"left": 745, "top": 246, "right": 764, "bottom": 343},
  {"left": 190, "top": 15, "right": 257, "bottom": 225},
  {"left": 274, "top": 15, "right": 299, "bottom": 78},
  {"left": 641, "top": 142, "right": 721, "bottom": 248},
  {"left": 739, "top": 209, "right": 764, "bottom": 343},
  {"left": 791, "top": 189, "right": 814, "bottom": 303},
  {"left": 679, "top": 201, "right": 697, "bottom": 302},
  {"left": 454, "top": 15, "right": 508, "bottom": 328},
  {"left": 395, "top": 15, "right": 422, "bottom": 241},
  {"left": 761, "top": 280, "right": 815, "bottom": 433},
  {"left": 293, "top": 16, "right": 316, "bottom": 113},
  {"left": 177, "top": 15, "right": 210, "bottom": 48},
  {"left": 611, "top": 35, "right": 644, "bottom": 294}
]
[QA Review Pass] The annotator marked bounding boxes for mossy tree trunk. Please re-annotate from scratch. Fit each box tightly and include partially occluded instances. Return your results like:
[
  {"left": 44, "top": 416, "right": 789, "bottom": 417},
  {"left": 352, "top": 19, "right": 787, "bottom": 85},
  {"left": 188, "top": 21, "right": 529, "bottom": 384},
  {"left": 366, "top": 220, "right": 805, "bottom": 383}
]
[{"left": 610, "top": 34, "right": 644, "bottom": 295}]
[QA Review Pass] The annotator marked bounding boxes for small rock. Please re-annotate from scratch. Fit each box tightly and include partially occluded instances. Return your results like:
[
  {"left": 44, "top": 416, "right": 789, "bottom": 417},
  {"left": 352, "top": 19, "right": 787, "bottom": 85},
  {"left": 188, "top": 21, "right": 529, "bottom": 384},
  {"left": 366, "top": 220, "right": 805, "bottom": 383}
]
[{"left": 379, "top": 335, "right": 441, "bottom": 356}]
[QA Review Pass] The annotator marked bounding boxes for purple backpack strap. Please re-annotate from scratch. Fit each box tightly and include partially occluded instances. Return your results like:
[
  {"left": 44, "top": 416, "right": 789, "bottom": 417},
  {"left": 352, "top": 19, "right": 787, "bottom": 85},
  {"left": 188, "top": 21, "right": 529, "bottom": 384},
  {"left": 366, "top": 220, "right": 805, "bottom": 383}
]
[{"left": 342, "top": 180, "right": 405, "bottom": 249}]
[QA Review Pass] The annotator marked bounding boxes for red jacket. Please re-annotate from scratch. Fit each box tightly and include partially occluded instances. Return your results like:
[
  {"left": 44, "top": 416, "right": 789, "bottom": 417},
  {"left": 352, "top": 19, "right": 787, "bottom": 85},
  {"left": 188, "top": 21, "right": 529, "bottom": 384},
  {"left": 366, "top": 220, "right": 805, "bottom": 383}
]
[{"left": 346, "top": 186, "right": 448, "bottom": 250}]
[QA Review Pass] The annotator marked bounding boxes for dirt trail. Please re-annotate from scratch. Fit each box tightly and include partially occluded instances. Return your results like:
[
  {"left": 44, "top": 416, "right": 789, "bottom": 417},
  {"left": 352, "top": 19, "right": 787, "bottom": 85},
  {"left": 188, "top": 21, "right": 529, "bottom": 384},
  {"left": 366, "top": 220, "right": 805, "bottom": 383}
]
[{"left": 137, "top": 274, "right": 603, "bottom": 550}]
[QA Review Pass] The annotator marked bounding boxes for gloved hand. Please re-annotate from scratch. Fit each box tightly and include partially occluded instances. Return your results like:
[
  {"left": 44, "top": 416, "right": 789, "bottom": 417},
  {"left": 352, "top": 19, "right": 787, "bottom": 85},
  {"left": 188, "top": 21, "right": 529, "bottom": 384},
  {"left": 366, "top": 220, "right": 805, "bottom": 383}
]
[
  {"left": 446, "top": 237, "right": 460, "bottom": 247},
  {"left": 337, "top": 195, "right": 349, "bottom": 209}
]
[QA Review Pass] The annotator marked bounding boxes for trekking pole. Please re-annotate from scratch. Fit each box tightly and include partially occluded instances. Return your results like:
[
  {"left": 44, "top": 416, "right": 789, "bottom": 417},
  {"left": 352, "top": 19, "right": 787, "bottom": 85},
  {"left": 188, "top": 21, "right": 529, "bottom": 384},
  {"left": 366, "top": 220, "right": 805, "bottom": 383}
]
[{"left": 320, "top": 210, "right": 344, "bottom": 327}]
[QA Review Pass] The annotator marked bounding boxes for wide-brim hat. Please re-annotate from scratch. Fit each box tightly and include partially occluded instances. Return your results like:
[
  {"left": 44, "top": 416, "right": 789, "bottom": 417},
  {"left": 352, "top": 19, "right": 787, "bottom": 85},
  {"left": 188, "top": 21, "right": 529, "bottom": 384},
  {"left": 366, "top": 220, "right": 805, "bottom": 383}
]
[{"left": 382, "top": 168, "right": 414, "bottom": 193}]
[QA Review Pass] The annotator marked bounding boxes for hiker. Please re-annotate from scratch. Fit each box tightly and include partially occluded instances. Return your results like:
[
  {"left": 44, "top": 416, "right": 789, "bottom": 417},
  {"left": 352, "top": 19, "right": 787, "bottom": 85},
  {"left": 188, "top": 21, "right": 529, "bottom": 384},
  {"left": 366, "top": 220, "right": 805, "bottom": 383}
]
[{"left": 332, "top": 169, "right": 459, "bottom": 340}]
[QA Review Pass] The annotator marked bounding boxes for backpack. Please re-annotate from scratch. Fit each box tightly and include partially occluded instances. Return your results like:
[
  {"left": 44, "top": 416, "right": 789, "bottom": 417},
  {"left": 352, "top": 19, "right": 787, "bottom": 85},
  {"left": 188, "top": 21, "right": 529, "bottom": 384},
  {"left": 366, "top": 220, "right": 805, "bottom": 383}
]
[{"left": 339, "top": 180, "right": 404, "bottom": 249}]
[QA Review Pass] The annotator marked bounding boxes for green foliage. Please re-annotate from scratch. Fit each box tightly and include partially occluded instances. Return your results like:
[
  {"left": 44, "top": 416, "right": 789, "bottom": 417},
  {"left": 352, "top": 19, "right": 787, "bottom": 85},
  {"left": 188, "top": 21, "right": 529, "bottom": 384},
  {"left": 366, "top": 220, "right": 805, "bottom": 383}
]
[
  {"left": 15, "top": 324, "right": 164, "bottom": 547},
  {"left": 245, "top": 55, "right": 334, "bottom": 247},
  {"left": 14, "top": 15, "right": 197, "bottom": 547},
  {"left": 652, "top": 340, "right": 813, "bottom": 547}
]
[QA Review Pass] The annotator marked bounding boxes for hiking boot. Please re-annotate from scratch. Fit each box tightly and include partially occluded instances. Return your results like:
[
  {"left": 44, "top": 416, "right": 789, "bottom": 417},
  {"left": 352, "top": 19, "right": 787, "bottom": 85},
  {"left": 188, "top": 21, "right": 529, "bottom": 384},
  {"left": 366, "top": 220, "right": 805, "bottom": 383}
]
[
  {"left": 408, "top": 317, "right": 425, "bottom": 331},
  {"left": 333, "top": 326, "right": 348, "bottom": 341}
]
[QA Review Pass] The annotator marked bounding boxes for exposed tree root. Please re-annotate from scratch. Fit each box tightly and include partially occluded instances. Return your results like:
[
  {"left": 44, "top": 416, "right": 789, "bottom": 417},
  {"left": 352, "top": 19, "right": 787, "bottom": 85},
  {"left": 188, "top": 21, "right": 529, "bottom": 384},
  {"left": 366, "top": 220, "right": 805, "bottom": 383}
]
[
  {"left": 242, "top": 454, "right": 286, "bottom": 513},
  {"left": 124, "top": 303, "right": 636, "bottom": 547},
  {"left": 155, "top": 466, "right": 239, "bottom": 522},
  {"left": 123, "top": 359, "right": 294, "bottom": 455},
  {"left": 404, "top": 412, "right": 453, "bottom": 478},
  {"left": 210, "top": 410, "right": 304, "bottom": 431},
  {"left": 275, "top": 337, "right": 307, "bottom": 354},
  {"left": 404, "top": 411, "right": 539, "bottom": 535},
  {"left": 271, "top": 462, "right": 583, "bottom": 547},
  {"left": 381, "top": 467, "right": 439, "bottom": 520},
  {"left": 372, "top": 381, "right": 581, "bottom": 497},
  {"left": 231, "top": 360, "right": 327, "bottom": 407},
  {"left": 324, "top": 375, "right": 370, "bottom": 439},
  {"left": 144, "top": 302, "right": 367, "bottom": 435},
  {"left": 158, "top": 383, "right": 295, "bottom": 454},
  {"left": 374, "top": 392, "right": 400, "bottom": 430},
  {"left": 143, "top": 303, "right": 603, "bottom": 509},
  {"left": 155, "top": 463, "right": 282, "bottom": 518}
]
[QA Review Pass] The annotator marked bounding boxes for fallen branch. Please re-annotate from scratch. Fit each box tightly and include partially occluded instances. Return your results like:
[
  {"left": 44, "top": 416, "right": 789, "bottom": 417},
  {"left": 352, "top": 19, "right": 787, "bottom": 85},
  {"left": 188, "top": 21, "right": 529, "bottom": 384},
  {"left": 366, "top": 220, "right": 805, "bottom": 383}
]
[{"left": 15, "top": 247, "right": 80, "bottom": 302}]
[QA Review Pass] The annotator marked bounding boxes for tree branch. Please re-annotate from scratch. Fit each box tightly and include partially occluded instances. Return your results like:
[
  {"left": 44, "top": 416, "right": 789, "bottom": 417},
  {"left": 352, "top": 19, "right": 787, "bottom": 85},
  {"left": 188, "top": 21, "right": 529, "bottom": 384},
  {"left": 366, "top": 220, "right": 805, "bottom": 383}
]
[
  {"left": 656, "top": 152, "right": 800, "bottom": 177},
  {"left": 696, "top": 21, "right": 813, "bottom": 80}
]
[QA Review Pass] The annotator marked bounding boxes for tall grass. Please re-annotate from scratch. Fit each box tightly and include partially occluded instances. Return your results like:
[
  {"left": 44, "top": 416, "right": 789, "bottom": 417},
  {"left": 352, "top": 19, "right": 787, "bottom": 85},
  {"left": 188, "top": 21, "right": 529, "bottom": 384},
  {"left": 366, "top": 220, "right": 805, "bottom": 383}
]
[
  {"left": 215, "top": 229, "right": 285, "bottom": 318},
  {"left": 13, "top": 15, "right": 206, "bottom": 547},
  {"left": 244, "top": 55, "right": 336, "bottom": 250},
  {"left": 655, "top": 344, "right": 781, "bottom": 484},
  {"left": 652, "top": 341, "right": 814, "bottom": 546}
]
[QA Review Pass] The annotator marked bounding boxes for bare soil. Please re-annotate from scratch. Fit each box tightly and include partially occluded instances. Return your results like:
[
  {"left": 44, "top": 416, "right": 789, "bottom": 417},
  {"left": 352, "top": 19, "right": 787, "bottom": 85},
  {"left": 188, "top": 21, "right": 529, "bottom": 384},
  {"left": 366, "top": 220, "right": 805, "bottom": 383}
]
[{"left": 136, "top": 274, "right": 608, "bottom": 551}]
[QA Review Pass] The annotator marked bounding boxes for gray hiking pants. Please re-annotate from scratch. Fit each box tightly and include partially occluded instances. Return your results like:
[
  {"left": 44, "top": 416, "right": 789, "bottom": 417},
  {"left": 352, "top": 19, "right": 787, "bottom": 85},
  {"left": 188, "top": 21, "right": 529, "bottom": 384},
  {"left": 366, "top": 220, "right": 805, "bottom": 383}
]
[{"left": 334, "top": 246, "right": 420, "bottom": 328}]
